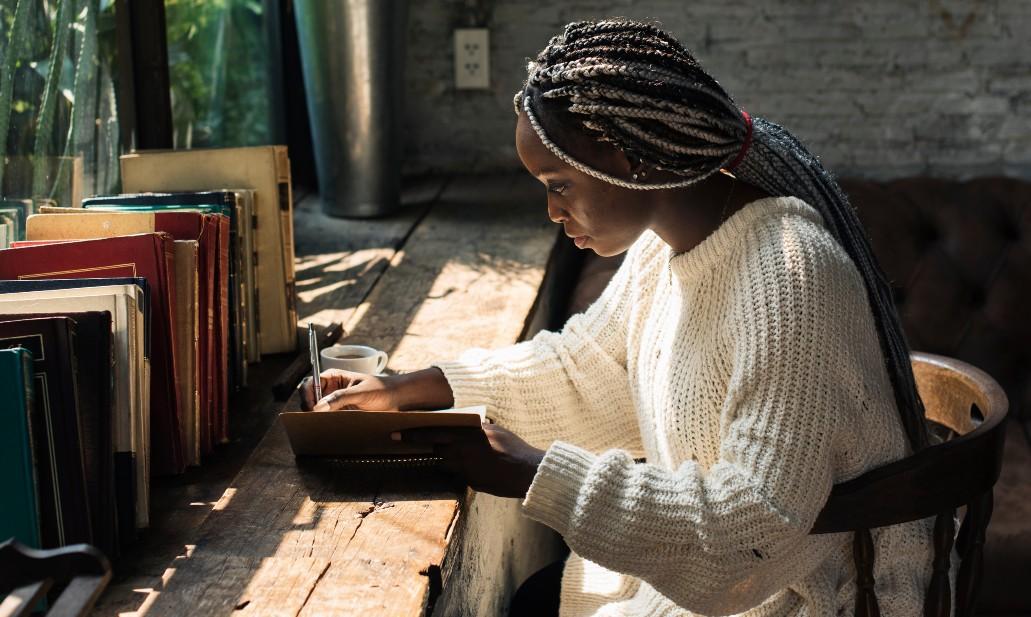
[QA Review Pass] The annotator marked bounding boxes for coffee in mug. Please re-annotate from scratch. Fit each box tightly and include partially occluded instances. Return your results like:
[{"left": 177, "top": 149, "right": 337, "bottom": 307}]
[{"left": 320, "top": 344, "right": 389, "bottom": 374}]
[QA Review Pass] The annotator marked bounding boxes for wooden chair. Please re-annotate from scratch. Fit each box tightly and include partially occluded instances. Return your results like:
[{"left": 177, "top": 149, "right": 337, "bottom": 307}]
[
  {"left": 0, "top": 540, "right": 111, "bottom": 617},
  {"left": 811, "top": 352, "right": 1009, "bottom": 617}
]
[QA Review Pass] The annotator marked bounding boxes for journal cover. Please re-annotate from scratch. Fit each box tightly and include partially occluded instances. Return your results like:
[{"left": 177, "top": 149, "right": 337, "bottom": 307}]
[
  {"left": 280, "top": 406, "right": 488, "bottom": 458},
  {"left": 0, "top": 283, "right": 147, "bottom": 531},
  {"left": 119, "top": 147, "right": 297, "bottom": 353},
  {"left": 0, "top": 233, "right": 184, "bottom": 475},
  {"left": 0, "top": 347, "right": 42, "bottom": 548},
  {"left": 0, "top": 311, "right": 118, "bottom": 557},
  {"left": 0, "top": 317, "right": 92, "bottom": 548}
]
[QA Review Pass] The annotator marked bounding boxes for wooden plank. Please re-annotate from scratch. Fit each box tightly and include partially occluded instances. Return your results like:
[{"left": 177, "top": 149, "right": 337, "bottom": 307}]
[{"left": 100, "top": 174, "right": 560, "bottom": 615}]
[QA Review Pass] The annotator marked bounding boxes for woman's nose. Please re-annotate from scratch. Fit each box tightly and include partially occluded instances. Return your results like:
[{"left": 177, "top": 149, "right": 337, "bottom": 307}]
[{"left": 547, "top": 199, "right": 569, "bottom": 224}]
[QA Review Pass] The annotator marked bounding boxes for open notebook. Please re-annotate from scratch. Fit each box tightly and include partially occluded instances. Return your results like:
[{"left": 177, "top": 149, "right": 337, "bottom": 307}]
[{"left": 279, "top": 405, "right": 488, "bottom": 467}]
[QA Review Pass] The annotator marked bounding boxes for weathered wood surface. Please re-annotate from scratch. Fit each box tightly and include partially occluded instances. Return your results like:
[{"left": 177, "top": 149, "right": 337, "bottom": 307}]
[{"left": 96, "top": 174, "right": 565, "bottom": 615}]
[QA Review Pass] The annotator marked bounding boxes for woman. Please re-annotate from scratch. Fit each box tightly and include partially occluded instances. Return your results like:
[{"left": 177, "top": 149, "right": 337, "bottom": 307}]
[{"left": 302, "top": 19, "right": 935, "bottom": 617}]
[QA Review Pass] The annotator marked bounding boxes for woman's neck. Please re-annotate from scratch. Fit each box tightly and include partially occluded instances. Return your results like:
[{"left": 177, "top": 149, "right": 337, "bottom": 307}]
[{"left": 648, "top": 173, "right": 774, "bottom": 254}]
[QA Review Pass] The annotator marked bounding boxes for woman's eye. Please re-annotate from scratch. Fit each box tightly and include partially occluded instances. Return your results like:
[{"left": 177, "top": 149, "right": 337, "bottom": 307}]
[{"left": 547, "top": 182, "right": 567, "bottom": 195}]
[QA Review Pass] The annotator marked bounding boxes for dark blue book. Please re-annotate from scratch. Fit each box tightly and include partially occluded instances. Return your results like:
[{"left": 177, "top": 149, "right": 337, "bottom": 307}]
[{"left": 0, "top": 347, "right": 41, "bottom": 548}]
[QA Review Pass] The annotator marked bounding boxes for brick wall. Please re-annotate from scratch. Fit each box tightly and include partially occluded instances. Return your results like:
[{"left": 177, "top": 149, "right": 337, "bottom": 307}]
[{"left": 403, "top": 0, "right": 1030, "bottom": 179}]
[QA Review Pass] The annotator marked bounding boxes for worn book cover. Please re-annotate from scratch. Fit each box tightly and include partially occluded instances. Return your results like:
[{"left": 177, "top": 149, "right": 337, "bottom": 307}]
[
  {"left": 119, "top": 147, "right": 297, "bottom": 354},
  {"left": 0, "top": 317, "right": 92, "bottom": 548},
  {"left": 0, "top": 347, "right": 41, "bottom": 548},
  {"left": 0, "top": 233, "right": 184, "bottom": 475},
  {"left": 0, "top": 281, "right": 148, "bottom": 531}
]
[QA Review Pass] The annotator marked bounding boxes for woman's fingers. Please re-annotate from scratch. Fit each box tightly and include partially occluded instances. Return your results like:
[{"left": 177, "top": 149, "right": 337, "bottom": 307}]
[{"left": 313, "top": 387, "right": 359, "bottom": 411}]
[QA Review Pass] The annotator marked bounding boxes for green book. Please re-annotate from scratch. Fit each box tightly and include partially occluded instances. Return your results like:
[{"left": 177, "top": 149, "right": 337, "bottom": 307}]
[{"left": 0, "top": 347, "right": 41, "bottom": 548}]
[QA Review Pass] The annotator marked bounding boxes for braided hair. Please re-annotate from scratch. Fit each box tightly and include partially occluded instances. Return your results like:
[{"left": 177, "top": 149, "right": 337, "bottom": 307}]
[{"left": 515, "top": 18, "right": 929, "bottom": 452}]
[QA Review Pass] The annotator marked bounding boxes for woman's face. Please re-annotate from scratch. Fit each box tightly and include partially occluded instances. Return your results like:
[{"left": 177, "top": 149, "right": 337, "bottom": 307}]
[{"left": 515, "top": 110, "right": 653, "bottom": 257}]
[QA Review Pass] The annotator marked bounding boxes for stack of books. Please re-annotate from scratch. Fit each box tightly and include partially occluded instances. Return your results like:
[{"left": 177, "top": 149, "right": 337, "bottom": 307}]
[{"left": 0, "top": 146, "right": 297, "bottom": 560}]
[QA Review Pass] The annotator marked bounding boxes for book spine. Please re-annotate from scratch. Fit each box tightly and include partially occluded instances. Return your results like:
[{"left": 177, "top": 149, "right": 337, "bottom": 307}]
[
  {"left": 251, "top": 208, "right": 260, "bottom": 358},
  {"left": 275, "top": 146, "right": 297, "bottom": 351},
  {"left": 20, "top": 348, "right": 43, "bottom": 548},
  {"left": 158, "top": 234, "right": 186, "bottom": 474},
  {"left": 60, "top": 323, "right": 94, "bottom": 545}
]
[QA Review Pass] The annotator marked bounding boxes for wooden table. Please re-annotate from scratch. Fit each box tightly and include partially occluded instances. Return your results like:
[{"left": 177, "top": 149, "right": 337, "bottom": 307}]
[{"left": 92, "top": 174, "right": 568, "bottom": 616}]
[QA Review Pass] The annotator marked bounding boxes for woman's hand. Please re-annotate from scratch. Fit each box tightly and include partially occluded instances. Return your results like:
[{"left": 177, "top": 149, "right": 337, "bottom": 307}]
[
  {"left": 299, "top": 366, "right": 455, "bottom": 412},
  {"left": 395, "top": 423, "right": 546, "bottom": 499},
  {"left": 300, "top": 369, "right": 400, "bottom": 411}
]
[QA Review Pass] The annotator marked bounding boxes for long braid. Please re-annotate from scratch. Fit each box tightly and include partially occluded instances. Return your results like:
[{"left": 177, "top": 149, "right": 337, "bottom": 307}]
[{"left": 516, "top": 18, "right": 929, "bottom": 451}]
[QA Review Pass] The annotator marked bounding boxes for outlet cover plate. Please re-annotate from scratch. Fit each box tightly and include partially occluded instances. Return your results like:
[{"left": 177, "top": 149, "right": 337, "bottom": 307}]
[{"left": 455, "top": 28, "right": 489, "bottom": 90}]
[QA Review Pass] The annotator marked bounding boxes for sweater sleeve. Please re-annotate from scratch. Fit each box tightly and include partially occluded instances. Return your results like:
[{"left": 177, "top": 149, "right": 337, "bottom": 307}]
[
  {"left": 432, "top": 235, "right": 664, "bottom": 456},
  {"left": 520, "top": 219, "right": 877, "bottom": 615}
]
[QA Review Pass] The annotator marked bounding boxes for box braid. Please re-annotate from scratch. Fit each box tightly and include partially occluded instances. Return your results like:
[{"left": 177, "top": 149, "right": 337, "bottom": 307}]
[{"left": 515, "top": 18, "right": 929, "bottom": 451}]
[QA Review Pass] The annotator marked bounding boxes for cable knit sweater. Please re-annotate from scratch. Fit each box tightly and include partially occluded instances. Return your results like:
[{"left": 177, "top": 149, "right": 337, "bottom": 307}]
[{"left": 436, "top": 196, "right": 936, "bottom": 617}]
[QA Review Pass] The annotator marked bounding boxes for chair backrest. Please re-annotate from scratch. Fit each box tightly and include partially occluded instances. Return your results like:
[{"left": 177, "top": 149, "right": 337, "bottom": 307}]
[
  {"left": 0, "top": 540, "right": 111, "bottom": 617},
  {"left": 810, "top": 352, "right": 1009, "bottom": 617}
]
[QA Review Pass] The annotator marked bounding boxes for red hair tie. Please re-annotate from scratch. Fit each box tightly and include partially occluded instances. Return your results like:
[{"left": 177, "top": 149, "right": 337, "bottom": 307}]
[{"left": 727, "top": 109, "right": 752, "bottom": 171}]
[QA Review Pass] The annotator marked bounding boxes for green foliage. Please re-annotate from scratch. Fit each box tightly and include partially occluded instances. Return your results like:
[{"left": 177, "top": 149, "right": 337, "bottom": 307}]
[{"left": 166, "top": 0, "right": 272, "bottom": 148}]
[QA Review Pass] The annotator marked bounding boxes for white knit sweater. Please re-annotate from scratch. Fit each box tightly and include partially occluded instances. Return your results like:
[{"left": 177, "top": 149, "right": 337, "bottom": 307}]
[{"left": 436, "top": 196, "right": 936, "bottom": 617}]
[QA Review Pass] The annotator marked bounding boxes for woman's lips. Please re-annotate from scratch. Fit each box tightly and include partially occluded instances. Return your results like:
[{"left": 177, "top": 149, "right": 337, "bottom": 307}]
[{"left": 573, "top": 235, "right": 589, "bottom": 248}]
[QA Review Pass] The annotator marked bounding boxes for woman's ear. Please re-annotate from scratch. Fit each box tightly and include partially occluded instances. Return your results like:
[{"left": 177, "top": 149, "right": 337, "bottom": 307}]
[{"left": 624, "top": 152, "right": 651, "bottom": 181}]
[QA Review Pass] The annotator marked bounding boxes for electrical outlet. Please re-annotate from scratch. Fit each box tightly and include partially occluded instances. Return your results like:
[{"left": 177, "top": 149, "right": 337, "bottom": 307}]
[{"left": 454, "top": 28, "right": 490, "bottom": 90}]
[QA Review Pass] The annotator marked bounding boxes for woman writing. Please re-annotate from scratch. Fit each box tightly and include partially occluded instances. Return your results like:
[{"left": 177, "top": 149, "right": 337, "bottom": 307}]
[{"left": 302, "top": 19, "right": 935, "bottom": 617}]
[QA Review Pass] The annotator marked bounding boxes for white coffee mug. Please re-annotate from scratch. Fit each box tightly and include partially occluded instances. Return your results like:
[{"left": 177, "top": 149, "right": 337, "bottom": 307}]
[{"left": 320, "top": 344, "right": 389, "bottom": 374}]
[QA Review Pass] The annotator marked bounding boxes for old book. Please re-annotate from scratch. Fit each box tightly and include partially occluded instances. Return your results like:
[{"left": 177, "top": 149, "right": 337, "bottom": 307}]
[
  {"left": 0, "top": 347, "right": 42, "bottom": 548},
  {"left": 0, "top": 281, "right": 148, "bottom": 532},
  {"left": 0, "top": 317, "right": 92, "bottom": 548},
  {"left": 0, "top": 234, "right": 183, "bottom": 476},
  {"left": 26, "top": 209, "right": 222, "bottom": 455},
  {"left": 119, "top": 147, "right": 297, "bottom": 354},
  {"left": 174, "top": 240, "right": 201, "bottom": 466},
  {"left": 234, "top": 189, "right": 259, "bottom": 362},
  {"left": 0, "top": 311, "right": 118, "bottom": 558}
]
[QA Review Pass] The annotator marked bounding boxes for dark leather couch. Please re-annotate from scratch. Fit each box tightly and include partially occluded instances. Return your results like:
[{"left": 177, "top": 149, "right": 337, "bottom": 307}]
[{"left": 561, "top": 177, "right": 1031, "bottom": 614}]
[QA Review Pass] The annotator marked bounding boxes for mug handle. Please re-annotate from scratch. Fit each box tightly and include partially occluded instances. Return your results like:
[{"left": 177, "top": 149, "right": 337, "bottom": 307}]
[{"left": 375, "top": 351, "right": 389, "bottom": 374}]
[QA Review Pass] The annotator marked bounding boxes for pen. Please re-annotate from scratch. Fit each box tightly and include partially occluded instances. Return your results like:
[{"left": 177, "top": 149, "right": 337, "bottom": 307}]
[{"left": 308, "top": 322, "right": 322, "bottom": 403}]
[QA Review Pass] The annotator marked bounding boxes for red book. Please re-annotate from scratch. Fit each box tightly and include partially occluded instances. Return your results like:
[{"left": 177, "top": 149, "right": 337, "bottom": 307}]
[
  {"left": 213, "top": 215, "right": 229, "bottom": 445},
  {"left": 0, "top": 233, "right": 185, "bottom": 475}
]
